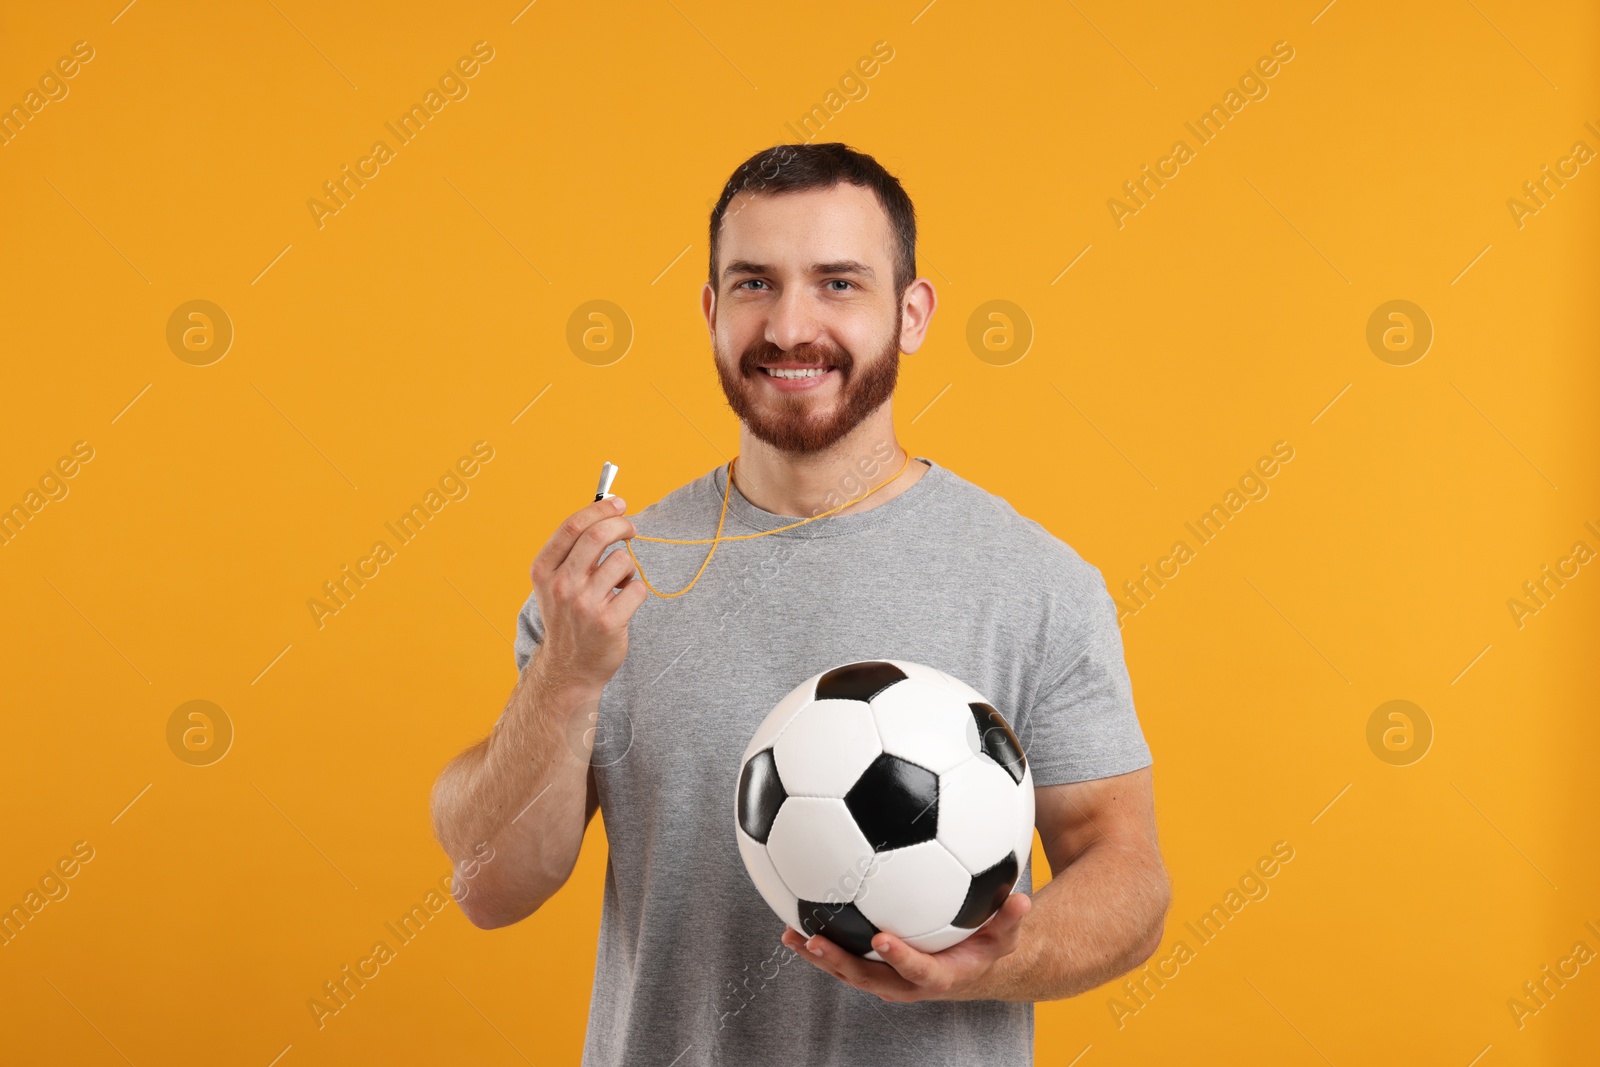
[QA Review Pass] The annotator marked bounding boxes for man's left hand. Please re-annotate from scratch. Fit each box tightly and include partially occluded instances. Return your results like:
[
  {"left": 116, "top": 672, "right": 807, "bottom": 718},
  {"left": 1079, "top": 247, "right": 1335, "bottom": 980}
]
[{"left": 779, "top": 892, "right": 1032, "bottom": 1003}]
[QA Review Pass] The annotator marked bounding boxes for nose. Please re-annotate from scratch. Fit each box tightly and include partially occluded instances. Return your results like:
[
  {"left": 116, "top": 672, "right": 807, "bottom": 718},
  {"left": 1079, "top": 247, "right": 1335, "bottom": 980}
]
[{"left": 763, "top": 286, "right": 824, "bottom": 353}]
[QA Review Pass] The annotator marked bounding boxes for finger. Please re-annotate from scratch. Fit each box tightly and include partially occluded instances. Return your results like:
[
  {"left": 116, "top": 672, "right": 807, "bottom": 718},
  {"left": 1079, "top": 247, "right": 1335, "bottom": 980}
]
[
  {"left": 780, "top": 928, "right": 809, "bottom": 957},
  {"left": 985, "top": 891, "right": 1030, "bottom": 926},
  {"left": 782, "top": 928, "right": 849, "bottom": 974},
  {"left": 963, "top": 893, "right": 1031, "bottom": 953},
  {"left": 987, "top": 892, "right": 1031, "bottom": 941},
  {"left": 590, "top": 544, "right": 640, "bottom": 602},
  {"left": 601, "top": 563, "right": 649, "bottom": 622},
  {"left": 781, "top": 930, "right": 841, "bottom": 979},
  {"left": 531, "top": 497, "right": 627, "bottom": 581},
  {"left": 555, "top": 514, "right": 637, "bottom": 580},
  {"left": 890, "top": 894, "right": 1032, "bottom": 983},
  {"left": 802, "top": 933, "right": 917, "bottom": 998},
  {"left": 796, "top": 934, "right": 857, "bottom": 982},
  {"left": 869, "top": 932, "right": 943, "bottom": 986}
]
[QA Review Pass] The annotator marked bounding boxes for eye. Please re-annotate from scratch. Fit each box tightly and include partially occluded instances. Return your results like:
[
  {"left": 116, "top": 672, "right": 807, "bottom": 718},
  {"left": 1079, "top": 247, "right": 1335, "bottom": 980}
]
[
  {"left": 736, "top": 279, "right": 769, "bottom": 292},
  {"left": 825, "top": 279, "right": 855, "bottom": 292}
]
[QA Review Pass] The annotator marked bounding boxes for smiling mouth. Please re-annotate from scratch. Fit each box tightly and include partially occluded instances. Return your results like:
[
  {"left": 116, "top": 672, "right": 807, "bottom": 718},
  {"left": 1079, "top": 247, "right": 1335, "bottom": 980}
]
[{"left": 759, "top": 366, "right": 833, "bottom": 380}]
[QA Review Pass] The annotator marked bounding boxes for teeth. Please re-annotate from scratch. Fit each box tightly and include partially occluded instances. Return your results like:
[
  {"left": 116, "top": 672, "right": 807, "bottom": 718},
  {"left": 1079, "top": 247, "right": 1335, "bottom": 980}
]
[{"left": 764, "top": 367, "right": 828, "bottom": 379}]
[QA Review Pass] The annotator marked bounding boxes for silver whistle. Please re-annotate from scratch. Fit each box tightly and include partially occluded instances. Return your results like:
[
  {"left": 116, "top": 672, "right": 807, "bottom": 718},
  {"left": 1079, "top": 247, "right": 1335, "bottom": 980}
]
[{"left": 594, "top": 461, "right": 620, "bottom": 502}]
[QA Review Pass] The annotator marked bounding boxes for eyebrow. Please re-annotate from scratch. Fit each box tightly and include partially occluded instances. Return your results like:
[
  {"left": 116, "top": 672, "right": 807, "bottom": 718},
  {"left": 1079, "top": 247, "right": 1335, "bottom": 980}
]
[{"left": 722, "top": 259, "right": 877, "bottom": 281}]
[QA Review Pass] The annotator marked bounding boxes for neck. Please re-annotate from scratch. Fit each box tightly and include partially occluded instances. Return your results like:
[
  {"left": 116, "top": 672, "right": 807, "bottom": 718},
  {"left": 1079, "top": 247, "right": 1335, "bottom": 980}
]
[{"left": 731, "top": 408, "right": 927, "bottom": 519}]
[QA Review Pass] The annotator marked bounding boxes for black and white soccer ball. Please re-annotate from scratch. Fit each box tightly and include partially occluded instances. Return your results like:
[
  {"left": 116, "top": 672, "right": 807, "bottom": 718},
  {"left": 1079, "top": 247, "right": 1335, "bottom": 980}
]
[{"left": 734, "top": 659, "right": 1034, "bottom": 961}]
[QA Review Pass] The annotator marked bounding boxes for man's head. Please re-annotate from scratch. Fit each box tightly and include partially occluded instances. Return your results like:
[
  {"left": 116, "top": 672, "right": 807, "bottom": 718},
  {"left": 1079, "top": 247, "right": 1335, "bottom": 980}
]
[{"left": 702, "top": 143, "right": 935, "bottom": 455}]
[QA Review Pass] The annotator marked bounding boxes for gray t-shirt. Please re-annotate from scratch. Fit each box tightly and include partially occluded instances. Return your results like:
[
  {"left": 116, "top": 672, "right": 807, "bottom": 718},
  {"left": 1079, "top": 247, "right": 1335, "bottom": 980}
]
[{"left": 511, "top": 456, "right": 1151, "bottom": 1066}]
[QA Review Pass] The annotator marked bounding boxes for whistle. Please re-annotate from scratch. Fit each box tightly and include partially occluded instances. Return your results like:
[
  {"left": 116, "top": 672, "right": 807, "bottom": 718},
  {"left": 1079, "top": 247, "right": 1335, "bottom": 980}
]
[{"left": 594, "top": 461, "right": 620, "bottom": 502}]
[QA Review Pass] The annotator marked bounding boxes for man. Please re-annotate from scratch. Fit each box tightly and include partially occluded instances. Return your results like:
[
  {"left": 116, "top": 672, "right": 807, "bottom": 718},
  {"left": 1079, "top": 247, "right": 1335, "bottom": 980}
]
[{"left": 430, "top": 142, "right": 1170, "bottom": 1065}]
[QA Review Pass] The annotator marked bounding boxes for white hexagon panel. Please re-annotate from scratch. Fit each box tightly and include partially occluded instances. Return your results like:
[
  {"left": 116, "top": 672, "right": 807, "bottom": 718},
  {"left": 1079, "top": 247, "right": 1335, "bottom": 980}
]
[
  {"left": 772, "top": 699, "right": 882, "bottom": 798},
  {"left": 766, "top": 796, "right": 875, "bottom": 904}
]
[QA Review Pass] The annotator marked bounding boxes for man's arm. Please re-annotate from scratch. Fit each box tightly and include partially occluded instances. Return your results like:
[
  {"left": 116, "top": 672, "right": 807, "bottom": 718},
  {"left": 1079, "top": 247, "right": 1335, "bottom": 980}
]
[
  {"left": 781, "top": 765, "right": 1169, "bottom": 1002},
  {"left": 429, "top": 657, "right": 606, "bottom": 930},
  {"left": 961, "top": 765, "right": 1169, "bottom": 1000},
  {"left": 429, "top": 494, "right": 645, "bottom": 930}
]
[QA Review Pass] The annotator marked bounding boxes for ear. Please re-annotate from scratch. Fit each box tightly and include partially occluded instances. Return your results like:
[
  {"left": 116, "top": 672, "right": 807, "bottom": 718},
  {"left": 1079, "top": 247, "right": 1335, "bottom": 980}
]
[
  {"left": 898, "top": 278, "right": 937, "bottom": 355},
  {"left": 702, "top": 282, "right": 717, "bottom": 340}
]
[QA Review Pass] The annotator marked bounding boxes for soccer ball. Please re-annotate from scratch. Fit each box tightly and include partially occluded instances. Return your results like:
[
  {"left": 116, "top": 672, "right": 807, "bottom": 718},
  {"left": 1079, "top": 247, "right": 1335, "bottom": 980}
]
[{"left": 734, "top": 659, "right": 1035, "bottom": 962}]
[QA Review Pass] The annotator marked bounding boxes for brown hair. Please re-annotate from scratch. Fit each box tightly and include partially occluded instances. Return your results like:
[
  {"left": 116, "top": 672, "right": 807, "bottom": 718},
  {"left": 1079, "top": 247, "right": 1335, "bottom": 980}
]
[{"left": 708, "top": 142, "right": 918, "bottom": 300}]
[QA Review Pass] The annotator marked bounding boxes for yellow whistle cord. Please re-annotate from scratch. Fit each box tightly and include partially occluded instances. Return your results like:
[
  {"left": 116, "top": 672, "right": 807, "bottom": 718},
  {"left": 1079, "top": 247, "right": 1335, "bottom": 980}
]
[{"left": 620, "top": 448, "right": 913, "bottom": 599}]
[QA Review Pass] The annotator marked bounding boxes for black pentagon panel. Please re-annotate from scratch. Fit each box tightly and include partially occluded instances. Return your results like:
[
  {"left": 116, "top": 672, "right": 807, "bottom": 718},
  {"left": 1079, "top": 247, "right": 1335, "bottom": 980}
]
[
  {"left": 952, "top": 852, "right": 1020, "bottom": 929},
  {"left": 971, "top": 702, "right": 1026, "bottom": 784},
  {"left": 737, "top": 749, "right": 786, "bottom": 843},
  {"left": 797, "top": 899, "right": 880, "bottom": 957},
  {"left": 815, "top": 661, "right": 908, "bottom": 704},
  {"left": 844, "top": 753, "right": 938, "bottom": 851}
]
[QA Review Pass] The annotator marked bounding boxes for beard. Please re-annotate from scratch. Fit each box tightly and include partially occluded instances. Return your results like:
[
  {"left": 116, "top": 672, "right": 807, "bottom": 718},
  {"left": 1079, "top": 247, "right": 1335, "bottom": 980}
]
[{"left": 714, "top": 307, "right": 902, "bottom": 455}]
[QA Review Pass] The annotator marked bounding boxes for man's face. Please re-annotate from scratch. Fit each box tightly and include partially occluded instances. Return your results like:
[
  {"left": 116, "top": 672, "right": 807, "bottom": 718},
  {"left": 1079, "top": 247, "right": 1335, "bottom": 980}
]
[{"left": 706, "top": 183, "right": 903, "bottom": 455}]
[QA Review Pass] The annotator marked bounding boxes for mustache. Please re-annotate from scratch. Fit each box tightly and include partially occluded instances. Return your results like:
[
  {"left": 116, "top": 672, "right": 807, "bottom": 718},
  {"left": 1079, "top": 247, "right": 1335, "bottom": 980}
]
[{"left": 741, "top": 340, "right": 852, "bottom": 374}]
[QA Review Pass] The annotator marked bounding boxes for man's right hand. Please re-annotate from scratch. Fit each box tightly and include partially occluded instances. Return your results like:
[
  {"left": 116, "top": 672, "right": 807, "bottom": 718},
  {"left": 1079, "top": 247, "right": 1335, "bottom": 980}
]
[{"left": 528, "top": 495, "right": 648, "bottom": 692}]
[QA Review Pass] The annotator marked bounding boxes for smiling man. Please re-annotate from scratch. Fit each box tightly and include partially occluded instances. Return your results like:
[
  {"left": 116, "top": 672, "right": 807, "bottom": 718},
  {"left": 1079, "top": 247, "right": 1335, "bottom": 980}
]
[{"left": 430, "top": 143, "right": 1170, "bottom": 1066}]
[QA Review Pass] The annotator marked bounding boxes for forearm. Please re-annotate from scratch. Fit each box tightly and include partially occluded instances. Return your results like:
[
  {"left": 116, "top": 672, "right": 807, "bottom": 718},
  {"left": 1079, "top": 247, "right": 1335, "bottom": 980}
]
[
  {"left": 430, "top": 651, "right": 602, "bottom": 923},
  {"left": 966, "top": 839, "right": 1169, "bottom": 1002}
]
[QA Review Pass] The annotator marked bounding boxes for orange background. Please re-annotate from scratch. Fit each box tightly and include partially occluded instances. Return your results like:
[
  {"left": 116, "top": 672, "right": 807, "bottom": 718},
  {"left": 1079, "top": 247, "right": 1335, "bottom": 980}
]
[{"left": 2, "top": 1, "right": 1597, "bottom": 1064}]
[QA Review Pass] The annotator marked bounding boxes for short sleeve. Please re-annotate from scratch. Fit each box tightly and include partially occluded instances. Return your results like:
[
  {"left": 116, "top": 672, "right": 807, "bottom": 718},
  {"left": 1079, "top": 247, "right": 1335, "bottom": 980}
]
[
  {"left": 513, "top": 586, "right": 544, "bottom": 674},
  {"left": 1016, "top": 568, "right": 1152, "bottom": 787}
]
